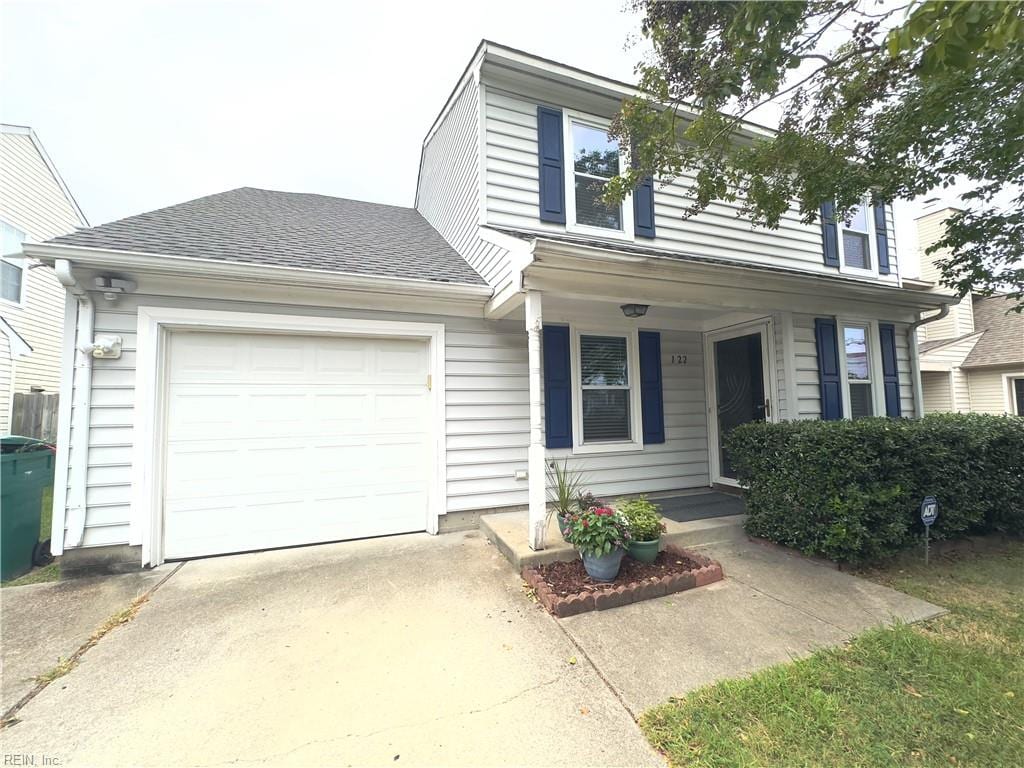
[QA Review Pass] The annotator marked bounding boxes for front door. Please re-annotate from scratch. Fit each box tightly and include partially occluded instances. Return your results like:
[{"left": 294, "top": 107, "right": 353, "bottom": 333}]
[{"left": 707, "top": 323, "right": 772, "bottom": 484}]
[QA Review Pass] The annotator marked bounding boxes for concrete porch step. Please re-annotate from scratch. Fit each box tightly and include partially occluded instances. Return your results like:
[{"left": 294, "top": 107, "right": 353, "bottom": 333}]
[{"left": 480, "top": 510, "right": 747, "bottom": 571}]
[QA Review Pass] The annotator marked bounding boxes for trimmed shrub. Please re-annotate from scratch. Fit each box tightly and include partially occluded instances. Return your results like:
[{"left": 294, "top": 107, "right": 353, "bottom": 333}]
[{"left": 724, "top": 414, "right": 1024, "bottom": 563}]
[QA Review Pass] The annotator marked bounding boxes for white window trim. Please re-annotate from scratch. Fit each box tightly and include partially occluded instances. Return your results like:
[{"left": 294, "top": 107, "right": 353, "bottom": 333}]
[
  {"left": 131, "top": 307, "right": 447, "bottom": 566},
  {"left": 1001, "top": 372, "right": 1024, "bottom": 415},
  {"left": 837, "top": 318, "right": 887, "bottom": 418},
  {"left": 1, "top": 220, "right": 28, "bottom": 307},
  {"left": 836, "top": 201, "right": 879, "bottom": 279},
  {"left": 569, "top": 326, "right": 644, "bottom": 455},
  {"left": 562, "top": 109, "right": 635, "bottom": 242}
]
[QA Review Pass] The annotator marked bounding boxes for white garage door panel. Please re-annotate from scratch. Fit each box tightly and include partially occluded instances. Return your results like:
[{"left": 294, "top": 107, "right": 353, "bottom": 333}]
[{"left": 163, "top": 331, "right": 432, "bottom": 559}]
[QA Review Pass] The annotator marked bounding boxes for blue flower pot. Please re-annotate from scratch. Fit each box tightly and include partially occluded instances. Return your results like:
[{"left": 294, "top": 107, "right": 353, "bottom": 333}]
[{"left": 581, "top": 547, "right": 625, "bottom": 582}]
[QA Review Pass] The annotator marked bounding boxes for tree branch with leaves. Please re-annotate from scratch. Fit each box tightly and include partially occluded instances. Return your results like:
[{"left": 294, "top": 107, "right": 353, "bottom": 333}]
[{"left": 606, "top": 0, "right": 1024, "bottom": 309}]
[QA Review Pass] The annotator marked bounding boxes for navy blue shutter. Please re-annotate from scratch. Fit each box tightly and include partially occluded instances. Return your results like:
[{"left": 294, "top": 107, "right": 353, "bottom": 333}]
[
  {"left": 878, "top": 323, "right": 902, "bottom": 417},
  {"left": 873, "top": 202, "right": 891, "bottom": 275},
  {"left": 536, "top": 106, "right": 566, "bottom": 224},
  {"left": 542, "top": 325, "right": 572, "bottom": 448},
  {"left": 638, "top": 331, "right": 665, "bottom": 444},
  {"left": 633, "top": 176, "right": 656, "bottom": 238},
  {"left": 814, "top": 318, "right": 844, "bottom": 420},
  {"left": 820, "top": 202, "right": 839, "bottom": 268}
]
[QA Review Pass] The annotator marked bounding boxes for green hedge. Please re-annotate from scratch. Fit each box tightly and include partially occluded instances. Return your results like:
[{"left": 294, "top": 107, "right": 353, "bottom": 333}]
[{"left": 724, "top": 414, "right": 1024, "bottom": 563}]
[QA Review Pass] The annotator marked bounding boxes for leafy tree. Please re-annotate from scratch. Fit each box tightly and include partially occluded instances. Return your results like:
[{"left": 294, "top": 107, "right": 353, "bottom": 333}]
[{"left": 605, "top": 1, "right": 1024, "bottom": 309}]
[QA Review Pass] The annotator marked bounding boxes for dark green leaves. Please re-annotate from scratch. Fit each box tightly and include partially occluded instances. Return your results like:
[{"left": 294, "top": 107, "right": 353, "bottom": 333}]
[{"left": 611, "top": 0, "right": 1024, "bottom": 308}]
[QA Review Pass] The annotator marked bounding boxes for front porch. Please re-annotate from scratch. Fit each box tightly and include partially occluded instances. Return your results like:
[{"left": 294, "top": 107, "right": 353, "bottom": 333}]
[
  {"left": 488, "top": 235, "right": 948, "bottom": 552},
  {"left": 481, "top": 489, "right": 748, "bottom": 570}
]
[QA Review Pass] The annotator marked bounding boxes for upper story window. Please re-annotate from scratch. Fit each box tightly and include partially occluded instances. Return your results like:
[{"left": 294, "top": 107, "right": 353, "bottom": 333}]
[
  {"left": 1, "top": 221, "right": 26, "bottom": 305},
  {"left": 841, "top": 204, "right": 872, "bottom": 270},
  {"left": 571, "top": 123, "right": 622, "bottom": 231}
]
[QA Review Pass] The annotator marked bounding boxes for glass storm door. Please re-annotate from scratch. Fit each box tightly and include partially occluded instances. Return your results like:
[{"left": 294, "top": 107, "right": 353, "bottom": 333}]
[{"left": 712, "top": 331, "right": 768, "bottom": 482}]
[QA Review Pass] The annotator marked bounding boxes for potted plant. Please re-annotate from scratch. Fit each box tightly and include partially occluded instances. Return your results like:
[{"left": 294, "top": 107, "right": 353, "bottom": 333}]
[
  {"left": 618, "top": 496, "right": 666, "bottom": 563},
  {"left": 546, "top": 460, "right": 583, "bottom": 540},
  {"left": 564, "top": 506, "right": 631, "bottom": 581}
]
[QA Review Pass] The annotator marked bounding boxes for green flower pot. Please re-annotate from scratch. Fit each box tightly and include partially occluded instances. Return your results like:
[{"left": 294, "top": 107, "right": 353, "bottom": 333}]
[
  {"left": 556, "top": 514, "right": 571, "bottom": 541},
  {"left": 627, "top": 538, "right": 660, "bottom": 564}
]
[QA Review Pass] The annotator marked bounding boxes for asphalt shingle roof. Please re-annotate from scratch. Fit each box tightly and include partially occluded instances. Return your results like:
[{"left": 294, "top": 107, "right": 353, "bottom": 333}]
[
  {"left": 49, "top": 187, "right": 486, "bottom": 286},
  {"left": 962, "top": 294, "right": 1024, "bottom": 368}
]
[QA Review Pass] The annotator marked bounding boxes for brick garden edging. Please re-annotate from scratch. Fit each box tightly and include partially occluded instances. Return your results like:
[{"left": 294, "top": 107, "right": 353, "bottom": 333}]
[{"left": 522, "top": 545, "right": 724, "bottom": 618}]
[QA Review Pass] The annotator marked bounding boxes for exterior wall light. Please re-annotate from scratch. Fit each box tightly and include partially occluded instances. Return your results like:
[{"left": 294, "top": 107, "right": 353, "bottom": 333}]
[{"left": 620, "top": 304, "right": 650, "bottom": 318}]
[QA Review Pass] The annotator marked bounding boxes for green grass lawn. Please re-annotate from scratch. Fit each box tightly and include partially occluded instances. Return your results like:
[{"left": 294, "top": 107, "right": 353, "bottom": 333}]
[{"left": 641, "top": 541, "right": 1024, "bottom": 767}]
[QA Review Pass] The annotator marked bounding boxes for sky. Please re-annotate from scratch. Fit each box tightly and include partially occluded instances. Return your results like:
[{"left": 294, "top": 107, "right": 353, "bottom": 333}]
[{"left": 1, "top": 0, "right": 960, "bottom": 277}]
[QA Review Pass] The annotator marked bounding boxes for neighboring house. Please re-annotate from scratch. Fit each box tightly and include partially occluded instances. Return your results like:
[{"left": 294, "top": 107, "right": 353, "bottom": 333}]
[
  {"left": 916, "top": 207, "right": 1024, "bottom": 415},
  {"left": 1, "top": 123, "right": 89, "bottom": 434},
  {"left": 26, "top": 41, "right": 953, "bottom": 570}
]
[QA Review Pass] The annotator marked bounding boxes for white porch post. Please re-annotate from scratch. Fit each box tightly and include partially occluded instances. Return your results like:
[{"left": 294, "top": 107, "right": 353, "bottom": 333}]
[{"left": 525, "top": 290, "right": 547, "bottom": 550}]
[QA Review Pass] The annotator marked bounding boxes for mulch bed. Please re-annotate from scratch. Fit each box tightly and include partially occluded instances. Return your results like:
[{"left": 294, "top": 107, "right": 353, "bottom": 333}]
[{"left": 522, "top": 545, "right": 724, "bottom": 618}]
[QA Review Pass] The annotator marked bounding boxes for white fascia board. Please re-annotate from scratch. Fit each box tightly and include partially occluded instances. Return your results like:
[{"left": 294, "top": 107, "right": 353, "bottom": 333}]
[
  {"left": 527, "top": 239, "right": 957, "bottom": 313},
  {"left": 23, "top": 243, "right": 494, "bottom": 302}
]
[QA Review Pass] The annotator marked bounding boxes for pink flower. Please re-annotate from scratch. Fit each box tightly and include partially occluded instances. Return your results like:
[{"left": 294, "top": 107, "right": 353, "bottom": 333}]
[{"left": 594, "top": 507, "right": 614, "bottom": 517}]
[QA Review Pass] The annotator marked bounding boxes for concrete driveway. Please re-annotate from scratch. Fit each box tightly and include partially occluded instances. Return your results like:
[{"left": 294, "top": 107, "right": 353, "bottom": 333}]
[
  {"left": 1, "top": 532, "right": 662, "bottom": 767},
  {"left": 1, "top": 530, "right": 943, "bottom": 767}
]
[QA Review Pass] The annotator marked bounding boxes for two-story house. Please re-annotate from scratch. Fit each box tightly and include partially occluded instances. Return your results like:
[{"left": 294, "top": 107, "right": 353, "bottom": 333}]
[
  {"left": 916, "top": 206, "right": 1023, "bottom": 415},
  {"left": 26, "top": 42, "right": 953, "bottom": 570},
  {"left": 1, "top": 123, "right": 89, "bottom": 436}
]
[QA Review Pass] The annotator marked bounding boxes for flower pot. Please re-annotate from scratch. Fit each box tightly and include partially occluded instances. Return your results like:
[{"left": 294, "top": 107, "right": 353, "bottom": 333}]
[
  {"left": 556, "top": 514, "right": 571, "bottom": 541},
  {"left": 581, "top": 547, "right": 625, "bottom": 582},
  {"left": 627, "top": 538, "right": 660, "bottom": 564}
]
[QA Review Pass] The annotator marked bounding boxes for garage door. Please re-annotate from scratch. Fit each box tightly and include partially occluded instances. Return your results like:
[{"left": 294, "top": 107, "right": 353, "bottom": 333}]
[{"left": 163, "top": 331, "right": 432, "bottom": 559}]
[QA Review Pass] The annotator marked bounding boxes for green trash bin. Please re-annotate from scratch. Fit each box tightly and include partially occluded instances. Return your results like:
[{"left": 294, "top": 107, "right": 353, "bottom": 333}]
[{"left": 1, "top": 436, "right": 56, "bottom": 581}]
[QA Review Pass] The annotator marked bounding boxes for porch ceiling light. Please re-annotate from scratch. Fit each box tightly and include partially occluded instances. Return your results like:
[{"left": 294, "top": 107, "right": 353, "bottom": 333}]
[{"left": 620, "top": 303, "right": 650, "bottom": 318}]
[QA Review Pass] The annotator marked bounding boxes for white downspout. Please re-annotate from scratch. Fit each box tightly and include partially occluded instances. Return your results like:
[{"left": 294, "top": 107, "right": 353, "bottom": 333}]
[
  {"left": 908, "top": 304, "right": 951, "bottom": 419},
  {"left": 54, "top": 259, "right": 94, "bottom": 549}
]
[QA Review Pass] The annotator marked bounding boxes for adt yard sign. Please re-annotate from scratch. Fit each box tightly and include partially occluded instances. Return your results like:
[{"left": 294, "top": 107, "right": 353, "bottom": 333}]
[
  {"left": 921, "top": 496, "right": 939, "bottom": 526},
  {"left": 921, "top": 496, "right": 939, "bottom": 563}
]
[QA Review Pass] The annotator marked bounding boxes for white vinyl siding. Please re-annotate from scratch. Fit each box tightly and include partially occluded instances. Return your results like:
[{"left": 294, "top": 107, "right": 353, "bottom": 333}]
[
  {"left": 0, "top": 130, "right": 84, "bottom": 404},
  {"left": 921, "top": 371, "right": 953, "bottom": 413},
  {"left": 791, "top": 314, "right": 915, "bottom": 420},
  {"left": 919, "top": 334, "right": 980, "bottom": 412},
  {"left": 0, "top": 331, "right": 11, "bottom": 433},
  {"left": 481, "top": 86, "right": 900, "bottom": 282},
  {"left": 63, "top": 293, "right": 538, "bottom": 547},
  {"left": 61, "top": 290, "right": 715, "bottom": 547},
  {"left": 544, "top": 328, "right": 709, "bottom": 497},
  {"left": 967, "top": 368, "right": 1023, "bottom": 414},
  {"left": 416, "top": 79, "right": 513, "bottom": 295}
]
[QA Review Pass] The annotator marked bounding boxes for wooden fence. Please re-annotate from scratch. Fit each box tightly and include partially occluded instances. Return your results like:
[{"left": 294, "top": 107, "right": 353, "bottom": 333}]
[{"left": 11, "top": 392, "right": 59, "bottom": 442}]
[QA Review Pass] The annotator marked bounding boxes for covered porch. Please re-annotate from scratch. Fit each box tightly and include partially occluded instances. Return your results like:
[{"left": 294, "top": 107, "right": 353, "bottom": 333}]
[{"left": 483, "top": 234, "right": 951, "bottom": 552}]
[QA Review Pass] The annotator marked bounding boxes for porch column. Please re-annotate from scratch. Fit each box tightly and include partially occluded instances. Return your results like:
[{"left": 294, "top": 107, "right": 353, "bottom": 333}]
[{"left": 525, "top": 290, "right": 547, "bottom": 550}]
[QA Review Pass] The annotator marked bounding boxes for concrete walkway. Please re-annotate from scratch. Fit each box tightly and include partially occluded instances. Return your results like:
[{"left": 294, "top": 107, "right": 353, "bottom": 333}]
[
  {"left": 1, "top": 533, "right": 662, "bottom": 767},
  {"left": 1, "top": 569, "right": 167, "bottom": 713},
  {"left": 559, "top": 537, "right": 944, "bottom": 714}
]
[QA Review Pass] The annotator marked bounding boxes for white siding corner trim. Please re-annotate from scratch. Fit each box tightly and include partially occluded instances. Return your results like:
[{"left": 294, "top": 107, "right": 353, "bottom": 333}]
[{"left": 131, "top": 307, "right": 447, "bottom": 566}]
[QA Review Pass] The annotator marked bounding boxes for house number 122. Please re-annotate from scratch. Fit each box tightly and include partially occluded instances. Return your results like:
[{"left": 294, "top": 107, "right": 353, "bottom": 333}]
[{"left": 670, "top": 354, "right": 687, "bottom": 365}]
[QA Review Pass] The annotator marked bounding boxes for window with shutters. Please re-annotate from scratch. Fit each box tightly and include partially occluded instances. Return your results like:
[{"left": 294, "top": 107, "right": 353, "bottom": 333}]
[
  {"left": 570, "top": 328, "right": 644, "bottom": 454},
  {"left": 837, "top": 319, "right": 886, "bottom": 419},
  {"left": 562, "top": 110, "right": 634, "bottom": 240},
  {"left": 1, "top": 221, "right": 26, "bottom": 306}
]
